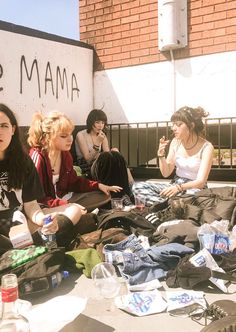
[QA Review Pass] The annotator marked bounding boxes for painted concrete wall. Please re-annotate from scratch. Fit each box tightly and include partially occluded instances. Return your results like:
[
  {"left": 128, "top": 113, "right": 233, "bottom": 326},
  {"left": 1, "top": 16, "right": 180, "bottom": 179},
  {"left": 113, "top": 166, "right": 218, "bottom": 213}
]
[
  {"left": 94, "top": 51, "right": 236, "bottom": 123},
  {"left": 1, "top": 22, "right": 235, "bottom": 127},
  {"left": 0, "top": 24, "right": 93, "bottom": 126}
]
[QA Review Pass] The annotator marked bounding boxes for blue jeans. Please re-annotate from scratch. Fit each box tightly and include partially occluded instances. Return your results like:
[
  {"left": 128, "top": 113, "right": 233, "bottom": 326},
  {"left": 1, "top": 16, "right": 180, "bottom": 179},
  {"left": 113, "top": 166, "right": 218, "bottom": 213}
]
[{"left": 103, "top": 234, "right": 194, "bottom": 285}]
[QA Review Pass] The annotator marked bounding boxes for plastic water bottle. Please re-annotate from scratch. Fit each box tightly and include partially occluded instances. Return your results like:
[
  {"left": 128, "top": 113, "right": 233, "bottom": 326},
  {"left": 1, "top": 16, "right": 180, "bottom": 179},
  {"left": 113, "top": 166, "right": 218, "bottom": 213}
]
[
  {"left": 50, "top": 271, "right": 70, "bottom": 289},
  {"left": 20, "top": 271, "right": 70, "bottom": 295},
  {"left": 41, "top": 216, "right": 57, "bottom": 248},
  {"left": 0, "top": 274, "right": 30, "bottom": 331},
  {"left": 230, "top": 225, "right": 236, "bottom": 251}
]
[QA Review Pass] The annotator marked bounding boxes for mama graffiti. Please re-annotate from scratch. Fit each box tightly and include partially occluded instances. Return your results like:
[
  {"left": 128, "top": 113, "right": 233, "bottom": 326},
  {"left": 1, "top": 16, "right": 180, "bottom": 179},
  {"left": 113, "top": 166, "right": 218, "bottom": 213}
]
[{"left": 20, "top": 56, "right": 80, "bottom": 101}]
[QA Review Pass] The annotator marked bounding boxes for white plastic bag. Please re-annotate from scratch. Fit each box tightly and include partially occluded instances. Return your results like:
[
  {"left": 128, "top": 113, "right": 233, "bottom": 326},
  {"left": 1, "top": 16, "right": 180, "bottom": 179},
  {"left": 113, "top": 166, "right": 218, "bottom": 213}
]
[
  {"left": 115, "top": 289, "right": 167, "bottom": 316},
  {"left": 166, "top": 290, "right": 206, "bottom": 317},
  {"left": 197, "top": 220, "right": 230, "bottom": 254}
]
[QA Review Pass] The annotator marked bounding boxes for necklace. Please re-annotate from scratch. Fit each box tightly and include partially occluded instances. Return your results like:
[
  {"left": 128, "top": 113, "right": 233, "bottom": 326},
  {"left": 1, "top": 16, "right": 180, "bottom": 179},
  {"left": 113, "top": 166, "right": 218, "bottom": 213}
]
[
  {"left": 50, "top": 152, "right": 60, "bottom": 174},
  {"left": 183, "top": 136, "right": 199, "bottom": 150}
]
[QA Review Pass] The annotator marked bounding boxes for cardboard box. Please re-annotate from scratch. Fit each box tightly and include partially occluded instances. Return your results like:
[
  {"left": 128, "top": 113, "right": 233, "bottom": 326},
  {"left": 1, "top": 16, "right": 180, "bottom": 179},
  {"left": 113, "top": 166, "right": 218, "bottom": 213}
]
[{"left": 9, "top": 223, "right": 33, "bottom": 248}]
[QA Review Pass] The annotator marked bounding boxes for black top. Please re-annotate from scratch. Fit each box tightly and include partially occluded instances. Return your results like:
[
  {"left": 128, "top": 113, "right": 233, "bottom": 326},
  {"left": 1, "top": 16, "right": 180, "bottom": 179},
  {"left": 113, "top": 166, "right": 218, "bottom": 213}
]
[{"left": 0, "top": 158, "right": 44, "bottom": 219}]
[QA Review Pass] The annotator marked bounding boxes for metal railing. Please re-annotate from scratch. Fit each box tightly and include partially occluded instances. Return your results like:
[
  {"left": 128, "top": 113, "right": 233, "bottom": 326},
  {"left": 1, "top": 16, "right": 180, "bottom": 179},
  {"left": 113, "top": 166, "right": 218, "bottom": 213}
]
[{"left": 106, "top": 117, "right": 236, "bottom": 181}]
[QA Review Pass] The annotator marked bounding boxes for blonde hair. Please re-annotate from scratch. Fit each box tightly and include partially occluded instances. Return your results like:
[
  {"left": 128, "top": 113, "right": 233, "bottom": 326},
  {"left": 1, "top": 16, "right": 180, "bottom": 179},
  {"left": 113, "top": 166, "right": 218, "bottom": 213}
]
[{"left": 28, "top": 111, "right": 74, "bottom": 150}]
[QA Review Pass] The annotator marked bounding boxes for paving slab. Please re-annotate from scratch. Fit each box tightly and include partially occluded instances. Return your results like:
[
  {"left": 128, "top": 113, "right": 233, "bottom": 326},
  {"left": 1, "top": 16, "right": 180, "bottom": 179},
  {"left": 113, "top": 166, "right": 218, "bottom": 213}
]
[{"left": 29, "top": 273, "right": 236, "bottom": 332}]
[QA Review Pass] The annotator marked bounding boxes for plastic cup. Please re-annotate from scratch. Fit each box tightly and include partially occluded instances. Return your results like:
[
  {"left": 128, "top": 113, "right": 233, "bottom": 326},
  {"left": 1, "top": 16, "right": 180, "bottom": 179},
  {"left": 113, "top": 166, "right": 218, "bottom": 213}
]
[
  {"left": 91, "top": 262, "right": 121, "bottom": 299},
  {"left": 111, "top": 198, "right": 123, "bottom": 211},
  {"left": 134, "top": 195, "right": 146, "bottom": 211}
]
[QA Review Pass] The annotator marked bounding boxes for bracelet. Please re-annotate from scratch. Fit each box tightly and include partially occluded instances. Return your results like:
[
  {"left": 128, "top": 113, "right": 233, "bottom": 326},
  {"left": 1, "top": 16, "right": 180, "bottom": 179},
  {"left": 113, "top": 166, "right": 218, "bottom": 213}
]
[
  {"left": 93, "top": 144, "right": 100, "bottom": 151},
  {"left": 176, "top": 184, "right": 182, "bottom": 193},
  {"left": 176, "top": 184, "right": 184, "bottom": 193},
  {"left": 158, "top": 154, "right": 165, "bottom": 158}
]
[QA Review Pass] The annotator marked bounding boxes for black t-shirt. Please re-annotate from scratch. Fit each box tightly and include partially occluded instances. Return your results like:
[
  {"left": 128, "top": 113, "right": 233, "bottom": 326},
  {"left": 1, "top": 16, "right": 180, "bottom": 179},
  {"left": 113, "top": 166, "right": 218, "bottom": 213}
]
[{"left": 0, "top": 158, "right": 44, "bottom": 218}]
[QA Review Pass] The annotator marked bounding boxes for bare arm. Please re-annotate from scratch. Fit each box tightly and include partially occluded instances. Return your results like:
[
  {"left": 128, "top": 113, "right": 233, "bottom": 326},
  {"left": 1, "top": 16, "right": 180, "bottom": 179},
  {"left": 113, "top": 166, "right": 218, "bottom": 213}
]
[
  {"left": 101, "top": 135, "right": 110, "bottom": 152},
  {"left": 24, "top": 200, "right": 58, "bottom": 233},
  {"left": 158, "top": 137, "right": 176, "bottom": 178}
]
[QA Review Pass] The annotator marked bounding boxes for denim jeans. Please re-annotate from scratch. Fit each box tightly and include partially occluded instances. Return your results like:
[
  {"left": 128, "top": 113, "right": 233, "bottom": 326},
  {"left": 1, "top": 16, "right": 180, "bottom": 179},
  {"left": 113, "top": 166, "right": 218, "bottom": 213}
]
[{"left": 103, "top": 234, "right": 194, "bottom": 285}]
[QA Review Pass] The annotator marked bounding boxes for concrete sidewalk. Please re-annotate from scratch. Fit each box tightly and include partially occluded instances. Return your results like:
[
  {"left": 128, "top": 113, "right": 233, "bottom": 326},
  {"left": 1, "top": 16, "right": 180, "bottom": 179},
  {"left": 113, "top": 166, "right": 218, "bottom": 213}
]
[{"left": 30, "top": 272, "right": 236, "bottom": 332}]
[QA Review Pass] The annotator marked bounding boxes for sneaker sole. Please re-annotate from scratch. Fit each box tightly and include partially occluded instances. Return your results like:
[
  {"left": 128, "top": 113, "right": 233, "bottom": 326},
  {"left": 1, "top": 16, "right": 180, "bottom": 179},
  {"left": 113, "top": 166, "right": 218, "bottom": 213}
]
[{"left": 201, "top": 316, "right": 236, "bottom": 332}]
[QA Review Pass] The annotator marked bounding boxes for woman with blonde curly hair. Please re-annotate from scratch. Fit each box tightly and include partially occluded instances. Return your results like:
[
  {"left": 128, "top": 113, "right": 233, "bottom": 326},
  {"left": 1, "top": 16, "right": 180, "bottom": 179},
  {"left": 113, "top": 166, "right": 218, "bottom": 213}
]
[{"left": 27, "top": 111, "right": 122, "bottom": 244}]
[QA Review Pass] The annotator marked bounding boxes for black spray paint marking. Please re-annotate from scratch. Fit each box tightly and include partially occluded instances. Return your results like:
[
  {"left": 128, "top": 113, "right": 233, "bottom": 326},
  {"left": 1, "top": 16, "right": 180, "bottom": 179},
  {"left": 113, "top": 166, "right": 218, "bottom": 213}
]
[{"left": 20, "top": 55, "right": 80, "bottom": 101}]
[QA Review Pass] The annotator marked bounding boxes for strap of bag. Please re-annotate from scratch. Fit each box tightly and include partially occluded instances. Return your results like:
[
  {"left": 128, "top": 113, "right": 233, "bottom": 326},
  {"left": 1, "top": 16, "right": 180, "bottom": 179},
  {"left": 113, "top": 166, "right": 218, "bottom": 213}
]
[
  {"left": 97, "top": 211, "right": 129, "bottom": 229},
  {"left": 97, "top": 210, "right": 156, "bottom": 230},
  {"left": 92, "top": 228, "right": 127, "bottom": 245},
  {"left": 211, "top": 269, "right": 236, "bottom": 282}
]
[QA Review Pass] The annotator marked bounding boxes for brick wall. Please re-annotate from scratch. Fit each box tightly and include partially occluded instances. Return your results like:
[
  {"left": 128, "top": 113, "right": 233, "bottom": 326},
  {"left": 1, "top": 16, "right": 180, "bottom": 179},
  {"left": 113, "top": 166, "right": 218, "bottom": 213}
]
[{"left": 79, "top": 0, "right": 236, "bottom": 70}]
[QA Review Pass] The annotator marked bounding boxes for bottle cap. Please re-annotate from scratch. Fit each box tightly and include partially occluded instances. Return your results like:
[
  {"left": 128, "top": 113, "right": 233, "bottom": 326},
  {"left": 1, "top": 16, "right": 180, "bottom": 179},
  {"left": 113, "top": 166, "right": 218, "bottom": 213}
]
[
  {"left": 62, "top": 271, "right": 70, "bottom": 278},
  {"left": 44, "top": 216, "right": 52, "bottom": 225}
]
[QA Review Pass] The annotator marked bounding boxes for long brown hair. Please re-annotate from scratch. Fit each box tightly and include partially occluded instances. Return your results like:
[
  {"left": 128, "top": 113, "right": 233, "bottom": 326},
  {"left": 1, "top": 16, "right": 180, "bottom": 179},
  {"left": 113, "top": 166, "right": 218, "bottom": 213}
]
[{"left": 0, "top": 104, "right": 31, "bottom": 189}]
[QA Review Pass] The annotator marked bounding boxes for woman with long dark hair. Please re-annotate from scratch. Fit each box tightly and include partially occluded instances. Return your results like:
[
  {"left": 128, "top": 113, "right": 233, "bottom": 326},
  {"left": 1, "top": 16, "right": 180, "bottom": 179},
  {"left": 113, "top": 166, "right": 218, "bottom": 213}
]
[{"left": 0, "top": 104, "right": 58, "bottom": 248}]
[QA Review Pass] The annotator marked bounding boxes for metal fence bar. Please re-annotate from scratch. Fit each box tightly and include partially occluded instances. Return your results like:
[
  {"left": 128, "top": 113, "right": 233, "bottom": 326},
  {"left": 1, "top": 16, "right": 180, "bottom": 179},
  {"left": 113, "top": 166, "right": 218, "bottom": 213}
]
[{"left": 108, "top": 117, "right": 236, "bottom": 172}]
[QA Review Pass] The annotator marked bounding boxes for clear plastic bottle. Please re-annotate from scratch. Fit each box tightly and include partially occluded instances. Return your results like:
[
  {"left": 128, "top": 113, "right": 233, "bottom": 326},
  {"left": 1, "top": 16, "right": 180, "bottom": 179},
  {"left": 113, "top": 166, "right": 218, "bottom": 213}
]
[
  {"left": 50, "top": 271, "right": 70, "bottom": 289},
  {"left": 0, "top": 273, "right": 30, "bottom": 332},
  {"left": 230, "top": 225, "right": 236, "bottom": 251},
  {"left": 20, "top": 271, "right": 70, "bottom": 295},
  {"left": 40, "top": 216, "right": 57, "bottom": 248}
]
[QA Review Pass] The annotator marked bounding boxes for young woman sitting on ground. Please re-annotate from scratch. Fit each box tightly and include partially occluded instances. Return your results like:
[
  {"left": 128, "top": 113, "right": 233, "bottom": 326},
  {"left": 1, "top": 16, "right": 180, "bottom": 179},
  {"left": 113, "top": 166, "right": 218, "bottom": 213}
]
[
  {"left": 27, "top": 111, "right": 122, "bottom": 240},
  {"left": 132, "top": 106, "right": 214, "bottom": 207},
  {"left": 75, "top": 109, "right": 134, "bottom": 204},
  {"left": 75, "top": 109, "right": 110, "bottom": 177},
  {"left": 0, "top": 104, "right": 59, "bottom": 250}
]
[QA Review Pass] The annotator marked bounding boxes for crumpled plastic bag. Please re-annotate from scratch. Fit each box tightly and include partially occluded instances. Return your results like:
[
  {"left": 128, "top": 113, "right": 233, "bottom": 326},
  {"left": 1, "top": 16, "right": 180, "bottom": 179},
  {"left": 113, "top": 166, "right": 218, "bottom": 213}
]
[
  {"left": 166, "top": 290, "right": 206, "bottom": 317},
  {"left": 114, "top": 289, "right": 167, "bottom": 316},
  {"left": 197, "top": 220, "right": 230, "bottom": 254}
]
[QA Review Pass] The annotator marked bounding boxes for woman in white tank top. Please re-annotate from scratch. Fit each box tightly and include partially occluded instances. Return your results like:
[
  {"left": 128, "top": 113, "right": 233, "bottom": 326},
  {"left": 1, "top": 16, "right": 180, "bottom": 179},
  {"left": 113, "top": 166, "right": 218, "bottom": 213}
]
[{"left": 132, "top": 106, "right": 214, "bottom": 206}]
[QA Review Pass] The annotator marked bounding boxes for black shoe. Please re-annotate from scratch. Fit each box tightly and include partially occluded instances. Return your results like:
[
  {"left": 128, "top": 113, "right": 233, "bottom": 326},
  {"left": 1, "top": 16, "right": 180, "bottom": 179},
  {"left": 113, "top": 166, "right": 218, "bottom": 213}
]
[{"left": 200, "top": 316, "right": 236, "bottom": 332}]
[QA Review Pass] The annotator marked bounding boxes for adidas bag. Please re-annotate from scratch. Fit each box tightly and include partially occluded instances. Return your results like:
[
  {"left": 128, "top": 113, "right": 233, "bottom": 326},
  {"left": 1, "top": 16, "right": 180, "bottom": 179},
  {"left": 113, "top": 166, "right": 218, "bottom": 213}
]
[{"left": 97, "top": 210, "right": 156, "bottom": 236}]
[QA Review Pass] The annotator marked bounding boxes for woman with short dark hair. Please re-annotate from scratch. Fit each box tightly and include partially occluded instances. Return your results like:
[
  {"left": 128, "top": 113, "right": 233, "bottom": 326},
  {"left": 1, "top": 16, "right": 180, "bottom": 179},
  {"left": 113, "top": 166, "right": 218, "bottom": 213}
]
[
  {"left": 75, "top": 109, "right": 134, "bottom": 204},
  {"left": 75, "top": 109, "right": 110, "bottom": 176},
  {"left": 86, "top": 109, "right": 108, "bottom": 133}
]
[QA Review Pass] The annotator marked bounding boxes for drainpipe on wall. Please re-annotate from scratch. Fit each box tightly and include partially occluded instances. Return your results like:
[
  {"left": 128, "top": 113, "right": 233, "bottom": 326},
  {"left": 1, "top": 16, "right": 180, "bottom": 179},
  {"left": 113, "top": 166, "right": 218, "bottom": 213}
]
[
  {"left": 158, "top": 0, "right": 188, "bottom": 114},
  {"left": 170, "top": 49, "right": 176, "bottom": 113}
]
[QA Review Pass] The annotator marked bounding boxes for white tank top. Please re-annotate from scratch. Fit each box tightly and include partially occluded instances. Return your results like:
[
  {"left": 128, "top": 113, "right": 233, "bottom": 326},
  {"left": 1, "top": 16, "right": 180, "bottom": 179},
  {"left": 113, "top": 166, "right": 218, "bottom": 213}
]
[
  {"left": 52, "top": 174, "right": 73, "bottom": 200},
  {"left": 175, "top": 142, "right": 209, "bottom": 180}
]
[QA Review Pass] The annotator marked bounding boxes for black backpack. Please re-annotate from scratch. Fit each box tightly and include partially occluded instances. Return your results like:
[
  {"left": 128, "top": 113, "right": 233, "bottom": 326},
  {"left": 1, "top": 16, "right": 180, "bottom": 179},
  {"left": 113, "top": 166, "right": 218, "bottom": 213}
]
[
  {"left": 0, "top": 246, "right": 65, "bottom": 297},
  {"left": 97, "top": 209, "right": 156, "bottom": 237}
]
